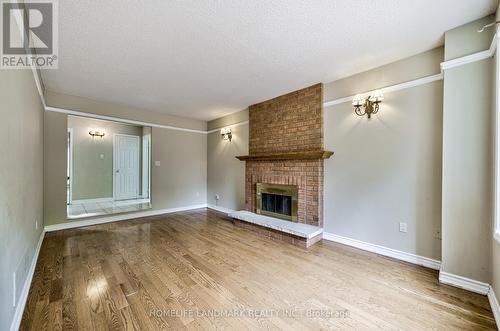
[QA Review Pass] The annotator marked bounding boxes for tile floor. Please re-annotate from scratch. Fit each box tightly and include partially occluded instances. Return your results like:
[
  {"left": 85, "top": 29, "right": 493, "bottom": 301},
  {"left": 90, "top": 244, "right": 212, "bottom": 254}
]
[{"left": 67, "top": 198, "right": 151, "bottom": 219}]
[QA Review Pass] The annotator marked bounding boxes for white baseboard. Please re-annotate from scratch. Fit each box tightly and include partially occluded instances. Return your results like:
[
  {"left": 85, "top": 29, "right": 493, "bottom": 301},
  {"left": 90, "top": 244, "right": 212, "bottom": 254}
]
[
  {"left": 438, "top": 271, "right": 490, "bottom": 295},
  {"left": 10, "top": 229, "right": 45, "bottom": 331},
  {"left": 45, "top": 204, "right": 208, "bottom": 232},
  {"left": 322, "top": 232, "right": 441, "bottom": 270},
  {"left": 71, "top": 197, "right": 114, "bottom": 204},
  {"left": 207, "top": 204, "right": 236, "bottom": 214},
  {"left": 488, "top": 286, "right": 500, "bottom": 328}
]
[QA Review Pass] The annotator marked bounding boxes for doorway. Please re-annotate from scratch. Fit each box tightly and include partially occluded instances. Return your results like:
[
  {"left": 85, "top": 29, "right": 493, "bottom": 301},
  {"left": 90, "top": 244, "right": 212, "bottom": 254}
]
[
  {"left": 67, "top": 128, "right": 73, "bottom": 205},
  {"left": 113, "top": 134, "right": 140, "bottom": 200}
]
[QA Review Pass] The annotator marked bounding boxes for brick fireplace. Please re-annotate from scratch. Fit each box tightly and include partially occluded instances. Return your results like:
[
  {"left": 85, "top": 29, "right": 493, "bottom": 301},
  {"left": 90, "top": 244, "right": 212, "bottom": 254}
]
[
  {"left": 232, "top": 83, "right": 332, "bottom": 246},
  {"left": 246, "top": 160, "right": 323, "bottom": 226}
]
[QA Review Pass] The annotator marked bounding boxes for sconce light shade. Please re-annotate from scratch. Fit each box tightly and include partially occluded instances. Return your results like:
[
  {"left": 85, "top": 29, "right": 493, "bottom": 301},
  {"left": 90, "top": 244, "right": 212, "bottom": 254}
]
[
  {"left": 368, "top": 89, "right": 384, "bottom": 103},
  {"left": 89, "top": 129, "right": 105, "bottom": 138},
  {"left": 220, "top": 127, "right": 232, "bottom": 142},
  {"left": 352, "top": 94, "right": 365, "bottom": 107}
]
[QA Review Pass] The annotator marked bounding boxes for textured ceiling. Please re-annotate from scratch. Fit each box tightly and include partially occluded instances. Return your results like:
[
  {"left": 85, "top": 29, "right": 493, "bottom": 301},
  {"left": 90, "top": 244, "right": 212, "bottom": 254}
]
[{"left": 41, "top": 0, "right": 498, "bottom": 121}]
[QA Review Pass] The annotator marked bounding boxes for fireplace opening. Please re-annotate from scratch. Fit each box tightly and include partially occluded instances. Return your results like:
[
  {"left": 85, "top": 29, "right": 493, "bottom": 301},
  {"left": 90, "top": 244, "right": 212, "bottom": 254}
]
[
  {"left": 256, "top": 183, "right": 298, "bottom": 222},
  {"left": 262, "top": 193, "right": 292, "bottom": 216}
]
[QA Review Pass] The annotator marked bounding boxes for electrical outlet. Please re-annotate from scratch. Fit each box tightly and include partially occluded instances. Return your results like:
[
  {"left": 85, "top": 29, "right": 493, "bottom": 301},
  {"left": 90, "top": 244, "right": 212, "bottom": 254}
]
[
  {"left": 399, "top": 222, "right": 408, "bottom": 233},
  {"left": 215, "top": 194, "right": 220, "bottom": 201},
  {"left": 434, "top": 227, "right": 442, "bottom": 240},
  {"left": 154, "top": 160, "right": 161, "bottom": 167}
]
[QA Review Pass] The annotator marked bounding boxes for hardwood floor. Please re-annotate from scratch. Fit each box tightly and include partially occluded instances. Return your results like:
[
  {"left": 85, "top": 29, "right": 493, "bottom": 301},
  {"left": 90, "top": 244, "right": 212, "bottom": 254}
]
[{"left": 20, "top": 208, "right": 496, "bottom": 330}]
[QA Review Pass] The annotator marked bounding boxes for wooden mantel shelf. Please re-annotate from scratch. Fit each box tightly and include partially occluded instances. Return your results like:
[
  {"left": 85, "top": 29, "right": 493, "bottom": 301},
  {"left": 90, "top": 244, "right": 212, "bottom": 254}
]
[{"left": 236, "top": 150, "right": 334, "bottom": 161}]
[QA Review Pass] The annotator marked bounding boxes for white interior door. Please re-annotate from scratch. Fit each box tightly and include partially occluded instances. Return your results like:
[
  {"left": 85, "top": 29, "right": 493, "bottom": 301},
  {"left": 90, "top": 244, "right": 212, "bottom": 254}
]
[
  {"left": 114, "top": 134, "right": 140, "bottom": 200},
  {"left": 142, "top": 134, "right": 150, "bottom": 198}
]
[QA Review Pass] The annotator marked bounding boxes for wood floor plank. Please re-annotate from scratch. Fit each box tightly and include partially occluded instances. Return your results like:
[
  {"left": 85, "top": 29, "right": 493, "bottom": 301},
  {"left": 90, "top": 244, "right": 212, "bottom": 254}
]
[{"left": 20, "top": 208, "right": 497, "bottom": 330}]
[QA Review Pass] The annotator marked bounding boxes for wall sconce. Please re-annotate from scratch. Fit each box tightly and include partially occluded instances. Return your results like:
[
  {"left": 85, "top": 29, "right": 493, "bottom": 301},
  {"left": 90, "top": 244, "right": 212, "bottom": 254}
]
[
  {"left": 352, "top": 90, "right": 384, "bottom": 119},
  {"left": 220, "top": 127, "right": 232, "bottom": 142},
  {"left": 89, "top": 129, "right": 105, "bottom": 138}
]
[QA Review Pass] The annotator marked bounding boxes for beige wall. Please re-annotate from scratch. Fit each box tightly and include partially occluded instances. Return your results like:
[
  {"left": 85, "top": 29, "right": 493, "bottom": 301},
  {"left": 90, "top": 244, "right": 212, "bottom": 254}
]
[
  {"left": 207, "top": 108, "right": 248, "bottom": 131},
  {"left": 492, "top": 4, "right": 500, "bottom": 301},
  {"left": 324, "top": 47, "right": 443, "bottom": 102},
  {"left": 44, "top": 95, "right": 207, "bottom": 225},
  {"left": 44, "top": 111, "right": 69, "bottom": 226},
  {"left": 207, "top": 115, "right": 248, "bottom": 210},
  {"left": 46, "top": 91, "right": 207, "bottom": 131},
  {"left": 441, "top": 18, "right": 495, "bottom": 283},
  {"left": 151, "top": 128, "right": 207, "bottom": 209},
  {"left": 323, "top": 48, "right": 444, "bottom": 261},
  {"left": 68, "top": 116, "right": 144, "bottom": 200},
  {"left": 444, "top": 15, "right": 495, "bottom": 61},
  {"left": 0, "top": 69, "right": 44, "bottom": 330}
]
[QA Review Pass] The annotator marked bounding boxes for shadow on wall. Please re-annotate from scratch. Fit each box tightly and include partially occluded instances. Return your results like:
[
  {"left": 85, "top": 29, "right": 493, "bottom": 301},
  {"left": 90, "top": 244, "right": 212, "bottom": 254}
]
[
  {"left": 323, "top": 82, "right": 443, "bottom": 261},
  {"left": 207, "top": 124, "right": 249, "bottom": 210}
]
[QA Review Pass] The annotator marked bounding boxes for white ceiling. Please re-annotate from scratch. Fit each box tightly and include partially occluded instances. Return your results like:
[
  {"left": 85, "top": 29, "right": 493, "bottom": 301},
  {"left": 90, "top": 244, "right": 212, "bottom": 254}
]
[{"left": 42, "top": 0, "right": 497, "bottom": 121}]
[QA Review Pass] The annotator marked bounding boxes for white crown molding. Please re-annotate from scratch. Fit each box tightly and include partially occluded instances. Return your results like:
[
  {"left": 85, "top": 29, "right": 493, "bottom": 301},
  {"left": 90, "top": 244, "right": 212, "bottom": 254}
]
[
  {"left": 207, "top": 204, "right": 236, "bottom": 214},
  {"left": 325, "top": 31, "right": 499, "bottom": 108},
  {"left": 488, "top": 286, "right": 500, "bottom": 329},
  {"left": 440, "top": 49, "right": 493, "bottom": 70},
  {"left": 438, "top": 271, "right": 490, "bottom": 295},
  {"left": 45, "top": 204, "right": 208, "bottom": 232},
  {"left": 323, "top": 73, "right": 443, "bottom": 107},
  {"left": 207, "top": 120, "right": 249, "bottom": 134},
  {"left": 46, "top": 106, "right": 251, "bottom": 135},
  {"left": 322, "top": 232, "right": 441, "bottom": 270},
  {"left": 45, "top": 106, "right": 208, "bottom": 134},
  {"left": 10, "top": 229, "right": 45, "bottom": 331},
  {"left": 10, "top": 0, "right": 47, "bottom": 108},
  {"left": 440, "top": 30, "right": 498, "bottom": 71}
]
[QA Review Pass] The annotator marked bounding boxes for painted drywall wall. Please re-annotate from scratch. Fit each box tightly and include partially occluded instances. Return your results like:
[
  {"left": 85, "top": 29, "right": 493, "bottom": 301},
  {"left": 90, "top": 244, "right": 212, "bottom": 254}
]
[
  {"left": 444, "top": 15, "right": 495, "bottom": 61},
  {"left": 207, "top": 110, "right": 248, "bottom": 211},
  {"left": 493, "top": 47, "right": 500, "bottom": 312},
  {"left": 324, "top": 47, "right": 443, "bottom": 102},
  {"left": 44, "top": 95, "right": 207, "bottom": 226},
  {"left": 207, "top": 118, "right": 249, "bottom": 211},
  {"left": 208, "top": 108, "right": 248, "bottom": 131},
  {"left": 151, "top": 128, "right": 207, "bottom": 209},
  {"left": 441, "top": 17, "right": 495, "bottom": 283},
  {"left": 323, "top": 48, "right": 444, "bottom": 261},
  {"left": 0, "top": 69, "right": 44, "bottom": 330},
  {"left": 44, "top": 111, "right": 69, "bottom": 226},
  {"left": 68, "top": 116, "right": 144, "bottom": 201},
  {"left": 46, "top": 90, "right": 207, "bottom": 131}
]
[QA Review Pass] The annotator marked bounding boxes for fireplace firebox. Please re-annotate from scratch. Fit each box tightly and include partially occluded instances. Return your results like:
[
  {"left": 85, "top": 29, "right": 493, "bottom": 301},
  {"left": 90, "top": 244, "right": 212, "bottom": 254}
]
[{"left": 256, "top": 183, "right": 298, "bottom": 222}]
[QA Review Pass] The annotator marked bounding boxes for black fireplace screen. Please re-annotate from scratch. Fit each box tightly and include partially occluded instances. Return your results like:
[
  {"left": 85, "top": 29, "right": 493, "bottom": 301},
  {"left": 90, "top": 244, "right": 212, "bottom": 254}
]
[{"left": 261, "top": 193, "right": 292, "bottom": 216}]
